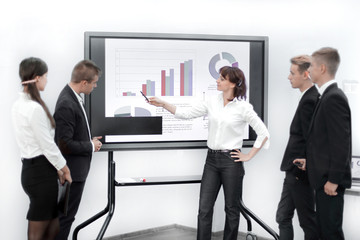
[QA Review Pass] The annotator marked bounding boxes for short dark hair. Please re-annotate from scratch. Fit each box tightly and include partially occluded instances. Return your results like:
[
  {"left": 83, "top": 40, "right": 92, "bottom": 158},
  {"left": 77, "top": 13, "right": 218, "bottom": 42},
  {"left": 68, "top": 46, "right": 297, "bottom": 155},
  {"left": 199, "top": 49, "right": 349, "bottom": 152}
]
[
  {"left": 219, "top": 66, "right": 247, "bottom": 100},
  {"left": 312, "top": 47, "right": 340, "bottom": 77},
  {"left": 290, "top": 55, "right": 311, "bottom": 74},
  {"left": 71, "top": 60, "right": 101, "bottom": 83}
]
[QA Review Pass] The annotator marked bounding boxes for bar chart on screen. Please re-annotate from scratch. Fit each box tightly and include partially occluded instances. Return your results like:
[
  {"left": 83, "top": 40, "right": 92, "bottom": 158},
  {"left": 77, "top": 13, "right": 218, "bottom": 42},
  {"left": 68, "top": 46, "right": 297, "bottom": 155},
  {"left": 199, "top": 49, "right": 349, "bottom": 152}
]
[{"left": 113, "top": 48, "right": 196, "bottom": 99}]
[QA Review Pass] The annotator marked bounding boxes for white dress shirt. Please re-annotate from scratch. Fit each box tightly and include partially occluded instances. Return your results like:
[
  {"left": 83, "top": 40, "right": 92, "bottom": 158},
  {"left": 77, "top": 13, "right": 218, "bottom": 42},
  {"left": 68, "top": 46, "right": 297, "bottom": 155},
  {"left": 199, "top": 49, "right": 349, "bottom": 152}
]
[
  {"left": 12, "top": 92, "right": 66, "bottom": 170},
  {"left": 175, "top": 94, "right": 270, "bottom": 150}
]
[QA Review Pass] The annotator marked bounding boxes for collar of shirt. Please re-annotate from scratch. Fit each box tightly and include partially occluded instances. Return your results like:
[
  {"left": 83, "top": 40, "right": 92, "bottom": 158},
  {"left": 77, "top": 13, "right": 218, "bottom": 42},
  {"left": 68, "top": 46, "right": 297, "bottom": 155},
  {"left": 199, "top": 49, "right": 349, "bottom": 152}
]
[
  {"left": 19, "top": 91, "right": 31, "bottom": 100},
  {"left": 68, "top": 84, "right": 84, "bottom": 104},
  {"left": 217, "top": 93, "right": 240, "bottom": 104},
  {"left": 318, "top": 79, "right": 336, "bottom": 96}
]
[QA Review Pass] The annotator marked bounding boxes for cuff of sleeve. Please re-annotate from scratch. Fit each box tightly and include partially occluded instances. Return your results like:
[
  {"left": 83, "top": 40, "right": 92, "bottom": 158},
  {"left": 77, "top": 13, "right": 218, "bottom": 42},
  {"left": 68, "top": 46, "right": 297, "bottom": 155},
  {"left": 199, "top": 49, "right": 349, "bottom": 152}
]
[
  {"left": 254, "top": 136, "right": 270, "bottom": 149},
  {"left": 54, "top": 158, "right": 67, "bottom": 171},
  {"left": 91, "top": 141, "right": 95, "bottom": 152},
  {"left": 328, "top": 173, "right": 343, "bottom": 185},
  {"left": 174, "top": 108, "right": 181, "bottom": 118}
]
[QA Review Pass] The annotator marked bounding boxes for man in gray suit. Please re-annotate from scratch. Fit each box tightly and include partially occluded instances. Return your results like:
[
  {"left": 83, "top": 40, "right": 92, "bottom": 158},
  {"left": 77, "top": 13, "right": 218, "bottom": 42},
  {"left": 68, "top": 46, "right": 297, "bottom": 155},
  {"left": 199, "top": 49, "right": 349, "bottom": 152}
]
[
  {"left": 54, "top": 60, "right": 102, "bottom": 239},
  {"left": 276, "top": 55, "right": 319, "bottom": 240}
]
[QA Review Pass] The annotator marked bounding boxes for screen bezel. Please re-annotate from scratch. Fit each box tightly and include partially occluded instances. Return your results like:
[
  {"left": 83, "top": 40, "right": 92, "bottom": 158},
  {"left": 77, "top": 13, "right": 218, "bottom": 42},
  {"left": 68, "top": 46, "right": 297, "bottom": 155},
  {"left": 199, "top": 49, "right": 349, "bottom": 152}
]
[{"left": 84, "top": 32, "right": 268, "bottom": 151}]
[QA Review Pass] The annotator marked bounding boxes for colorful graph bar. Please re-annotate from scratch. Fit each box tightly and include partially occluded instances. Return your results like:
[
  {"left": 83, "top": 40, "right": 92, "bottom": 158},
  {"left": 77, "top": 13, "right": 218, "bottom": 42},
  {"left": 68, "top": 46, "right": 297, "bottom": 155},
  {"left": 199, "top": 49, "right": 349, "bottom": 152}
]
[
  {"left": 180, "top": 60, "right": 193, "bottom": 96},
  {"left": 161, "top": 69, "right": 175, "bottom": 96},
  {"left": 124, "top": 59, "right": 193, "bottom": 97},
  {"left": 142, "top": 80, "right": 155, "bottom": 96},
  {"left": 122, "top": 92, "right": 136, "bottom": 96}
]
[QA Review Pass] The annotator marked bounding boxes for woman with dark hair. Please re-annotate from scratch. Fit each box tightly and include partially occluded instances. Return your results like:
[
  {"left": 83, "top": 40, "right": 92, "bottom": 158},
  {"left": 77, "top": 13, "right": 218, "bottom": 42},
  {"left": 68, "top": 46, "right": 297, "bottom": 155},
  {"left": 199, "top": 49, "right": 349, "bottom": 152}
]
[
  {"left": 148, "top": 66, "right": 269, "bottom": 240},
  {"left": 12, "top": 57, "right": 72, "bottom": 240}
]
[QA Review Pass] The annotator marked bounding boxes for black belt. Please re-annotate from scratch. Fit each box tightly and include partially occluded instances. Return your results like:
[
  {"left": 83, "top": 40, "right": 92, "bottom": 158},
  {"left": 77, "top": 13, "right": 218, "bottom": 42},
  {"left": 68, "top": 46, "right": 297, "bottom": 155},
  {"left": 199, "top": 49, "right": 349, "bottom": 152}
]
[{"left": 207, "top": 148, "right": 239, "bottom": 153}]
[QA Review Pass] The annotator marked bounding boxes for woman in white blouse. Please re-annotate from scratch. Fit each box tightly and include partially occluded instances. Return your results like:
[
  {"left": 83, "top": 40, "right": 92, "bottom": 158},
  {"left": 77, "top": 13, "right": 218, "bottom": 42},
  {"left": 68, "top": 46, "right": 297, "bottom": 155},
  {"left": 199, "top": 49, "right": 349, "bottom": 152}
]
[
  {"left": 12, "top": 57, "right": 72, "bottom": 240},
  {"left": 148, "top": 66, "right": 269, "bottom": 240}
]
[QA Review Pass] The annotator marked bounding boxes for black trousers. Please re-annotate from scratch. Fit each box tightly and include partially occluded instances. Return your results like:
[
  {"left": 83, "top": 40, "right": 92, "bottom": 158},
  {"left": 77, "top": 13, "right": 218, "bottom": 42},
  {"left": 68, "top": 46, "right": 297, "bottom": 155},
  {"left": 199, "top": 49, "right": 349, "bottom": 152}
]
[
  {"left": 315, "top": 187, "right": 345, "bottom": 240},
  {"left": 276, "top": 172, "right": 319, "bottom": 240},
  {"left": 55, "top": 181, "right": 86, "bottom": 240},
  {"left": 197, "top": 151, "right": 244, "bottom": 240}
]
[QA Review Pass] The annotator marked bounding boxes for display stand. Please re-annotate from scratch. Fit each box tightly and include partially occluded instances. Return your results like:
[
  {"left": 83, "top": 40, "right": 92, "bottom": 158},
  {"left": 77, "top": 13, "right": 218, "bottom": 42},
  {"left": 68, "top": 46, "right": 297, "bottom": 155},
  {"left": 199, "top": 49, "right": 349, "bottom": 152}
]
[{"left": 72, "top": 151, "right": 279, "bottom": 240}]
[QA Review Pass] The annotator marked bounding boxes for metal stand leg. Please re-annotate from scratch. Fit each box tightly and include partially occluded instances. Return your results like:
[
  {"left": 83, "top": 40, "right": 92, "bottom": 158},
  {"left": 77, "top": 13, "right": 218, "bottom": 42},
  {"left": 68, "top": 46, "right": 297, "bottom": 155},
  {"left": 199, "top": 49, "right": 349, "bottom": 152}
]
[
  {"left": 72, "top": 151, "right": 279, "bottom": 240},
  {"left": 239, "top": 201, "right": 253, "bottom": 232},
  {"left": 73, "top": 151, "right": 116, "bottom": 240},
  {"left": 239, "top": 198, "right": 279, "bottom": 240}
]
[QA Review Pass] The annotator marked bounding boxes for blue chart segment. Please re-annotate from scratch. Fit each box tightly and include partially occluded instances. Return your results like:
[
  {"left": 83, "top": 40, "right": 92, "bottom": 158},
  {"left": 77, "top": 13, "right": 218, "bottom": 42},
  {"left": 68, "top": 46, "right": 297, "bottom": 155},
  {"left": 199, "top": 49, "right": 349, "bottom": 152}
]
[{"left": 209, "top": 52, "right": 239, "bottom": 79}]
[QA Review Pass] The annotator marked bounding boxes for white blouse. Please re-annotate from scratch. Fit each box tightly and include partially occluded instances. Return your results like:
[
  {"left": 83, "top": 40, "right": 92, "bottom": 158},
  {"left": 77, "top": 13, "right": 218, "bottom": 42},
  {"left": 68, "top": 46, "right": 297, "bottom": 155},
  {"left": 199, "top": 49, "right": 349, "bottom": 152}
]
[
  {"left": 12, "top": 92, "right": 66, "bottom": 170},
  {"left": 175, "top": 94, "right": 270, "bottom": 150}
]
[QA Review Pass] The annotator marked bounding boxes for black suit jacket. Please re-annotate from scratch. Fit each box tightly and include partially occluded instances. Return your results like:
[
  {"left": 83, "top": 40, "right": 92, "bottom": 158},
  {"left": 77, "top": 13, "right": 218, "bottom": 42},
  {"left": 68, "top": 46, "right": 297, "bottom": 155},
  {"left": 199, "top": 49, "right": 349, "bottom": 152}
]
[
  {"left": 54, "top": 85, "right": 93, "bottom": 182},
  {"left": 306, "top": 83, "right": 352, "bottom": 190},
  {"left": 281, "top": 86, "right": 319, "bottom": 176}
]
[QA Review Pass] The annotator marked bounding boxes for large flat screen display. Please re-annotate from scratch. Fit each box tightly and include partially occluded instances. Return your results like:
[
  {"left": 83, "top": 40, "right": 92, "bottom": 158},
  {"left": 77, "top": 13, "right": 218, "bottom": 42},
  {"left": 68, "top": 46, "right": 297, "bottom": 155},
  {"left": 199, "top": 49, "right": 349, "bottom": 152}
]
[{"left": 84, "top": 32, "right": 268, "bottom": 150}]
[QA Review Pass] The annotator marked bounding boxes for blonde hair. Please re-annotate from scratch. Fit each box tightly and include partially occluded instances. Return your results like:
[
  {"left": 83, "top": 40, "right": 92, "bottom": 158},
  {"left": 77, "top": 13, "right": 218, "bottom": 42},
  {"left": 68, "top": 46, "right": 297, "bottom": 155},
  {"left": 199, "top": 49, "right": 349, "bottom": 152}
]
[{"left": 290, "top": 55, "right": 311, "bottom": 74}]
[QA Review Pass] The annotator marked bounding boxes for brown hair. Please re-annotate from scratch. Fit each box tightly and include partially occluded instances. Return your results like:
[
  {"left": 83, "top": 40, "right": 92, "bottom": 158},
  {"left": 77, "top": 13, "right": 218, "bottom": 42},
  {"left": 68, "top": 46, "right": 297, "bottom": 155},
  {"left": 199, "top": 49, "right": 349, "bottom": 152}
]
[
  {"left": 19, "top": 57, "right": 55, "bottom": 128},
  {"left": 219, "top": 66, "right": 247, "bottom": 100},
  {"left": 71, "top": 60, "right": 101, "bottom": 84},
  {"left": 290, "top": 55, "right": 311, "bottom": 74},
  {"left": 311, "top": 47, "right": 340, "bottom": 77}
]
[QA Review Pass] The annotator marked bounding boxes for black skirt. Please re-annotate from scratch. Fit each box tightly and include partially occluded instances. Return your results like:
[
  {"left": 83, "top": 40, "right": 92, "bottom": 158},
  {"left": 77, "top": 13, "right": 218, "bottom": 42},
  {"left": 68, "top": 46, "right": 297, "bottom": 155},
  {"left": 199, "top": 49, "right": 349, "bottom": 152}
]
[{"left": 21, "top": 155, "right": 59, "bottom": 221}]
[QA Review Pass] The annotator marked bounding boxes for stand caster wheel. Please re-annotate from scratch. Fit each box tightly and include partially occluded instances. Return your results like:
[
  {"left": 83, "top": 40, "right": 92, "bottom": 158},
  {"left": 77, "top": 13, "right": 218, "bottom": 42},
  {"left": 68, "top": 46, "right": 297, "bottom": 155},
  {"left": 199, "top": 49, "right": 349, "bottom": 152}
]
[{"left": 246, "top": 232, "right": 257, "bottom": 240}]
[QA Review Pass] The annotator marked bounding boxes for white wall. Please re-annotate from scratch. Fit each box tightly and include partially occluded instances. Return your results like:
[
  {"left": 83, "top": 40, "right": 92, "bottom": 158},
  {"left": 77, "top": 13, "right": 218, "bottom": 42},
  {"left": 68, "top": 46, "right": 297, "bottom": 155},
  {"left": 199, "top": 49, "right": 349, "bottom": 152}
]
[{"left": 1, "top": 0, "right": 360, "bottom": 239}]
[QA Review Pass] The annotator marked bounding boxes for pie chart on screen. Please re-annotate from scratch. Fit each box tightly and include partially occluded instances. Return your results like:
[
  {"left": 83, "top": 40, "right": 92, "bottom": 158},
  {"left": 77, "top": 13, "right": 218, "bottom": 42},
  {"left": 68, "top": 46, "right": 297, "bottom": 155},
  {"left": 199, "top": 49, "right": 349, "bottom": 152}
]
[
  {"left": 209, "top": 52, "right": 239, "bottom": 79},
  {"left": 114, "top": 106, "right": 151, "bottom": 117}
]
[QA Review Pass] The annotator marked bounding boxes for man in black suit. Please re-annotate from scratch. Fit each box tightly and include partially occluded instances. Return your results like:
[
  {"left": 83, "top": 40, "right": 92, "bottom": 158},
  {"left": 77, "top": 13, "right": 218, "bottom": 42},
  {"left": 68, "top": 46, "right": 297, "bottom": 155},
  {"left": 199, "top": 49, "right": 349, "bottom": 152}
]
[
  {"left": 276, "top": 55, "right": 319, "bottom": 240},
  {"left": 54, "top": 60, "right": 102, "bottom": 240},
  {"left": 295, "top": 47, "right": 352, "bottom": 240}
]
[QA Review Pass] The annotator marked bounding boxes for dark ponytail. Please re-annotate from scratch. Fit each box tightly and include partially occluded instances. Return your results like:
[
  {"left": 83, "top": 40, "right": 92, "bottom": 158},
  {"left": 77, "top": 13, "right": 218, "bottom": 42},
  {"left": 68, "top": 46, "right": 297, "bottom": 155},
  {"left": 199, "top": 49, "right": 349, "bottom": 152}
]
[{"left": 19, "top": 57, "right": 55, "bottom": 128}]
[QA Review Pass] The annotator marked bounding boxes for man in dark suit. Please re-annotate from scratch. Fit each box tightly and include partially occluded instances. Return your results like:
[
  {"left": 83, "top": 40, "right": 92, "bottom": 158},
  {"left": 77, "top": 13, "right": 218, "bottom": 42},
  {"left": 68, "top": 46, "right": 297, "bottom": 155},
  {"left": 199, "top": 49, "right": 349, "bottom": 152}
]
[
  {"left": 54, "top": 60, "right": 102, "bottom": 240},
  {"left": 276, "top": 55, "right": 319, "bottom": 240},
  {"left": 295, "top": 47, "right": 352, "bottom": 240}
]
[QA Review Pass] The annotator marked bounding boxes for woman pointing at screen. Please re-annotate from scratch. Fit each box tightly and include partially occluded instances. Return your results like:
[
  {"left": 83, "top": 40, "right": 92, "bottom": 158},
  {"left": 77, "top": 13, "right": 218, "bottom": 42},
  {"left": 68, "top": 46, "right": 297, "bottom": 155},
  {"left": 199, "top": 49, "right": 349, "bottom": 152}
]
[{"left": 148, "top": 66, "right": 269, "bottom": 240}]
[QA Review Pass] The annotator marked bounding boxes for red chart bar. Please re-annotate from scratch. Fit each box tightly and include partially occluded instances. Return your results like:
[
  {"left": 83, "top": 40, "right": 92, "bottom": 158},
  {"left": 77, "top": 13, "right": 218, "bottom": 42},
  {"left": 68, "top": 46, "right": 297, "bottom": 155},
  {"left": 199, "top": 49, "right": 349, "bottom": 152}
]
[
  {"left": 142, "top": 84, "right": 147, "bottom": 95},
  {"left": 161, "top": 70, "right": 166, "bottom": 96},
  {"left": 180, "top": 63, "right": 185, "bottom": 96}
]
